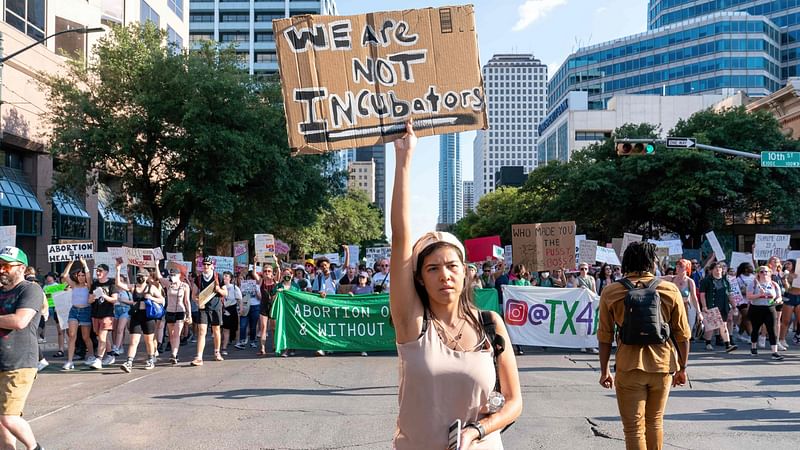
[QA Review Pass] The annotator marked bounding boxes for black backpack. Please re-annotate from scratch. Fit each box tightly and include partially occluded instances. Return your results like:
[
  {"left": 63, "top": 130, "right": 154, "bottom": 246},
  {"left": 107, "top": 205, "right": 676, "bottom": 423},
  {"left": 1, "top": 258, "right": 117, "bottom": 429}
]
[{"left": 618, "top": 278, "right": 670, "bottom": 345}]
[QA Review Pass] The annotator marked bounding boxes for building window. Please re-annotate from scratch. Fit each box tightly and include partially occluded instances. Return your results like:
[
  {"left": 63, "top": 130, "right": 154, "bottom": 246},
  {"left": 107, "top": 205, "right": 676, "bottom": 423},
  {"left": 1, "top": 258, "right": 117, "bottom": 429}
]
[
  {"left": 167, "top": 25, "right": 183, "bottom": 49},
  {"left": 168, "top": 0, "right": 183, "bottom": 19},
  {"left": 190, "top": 13, "right": 213, "bottom": 22},
  {"left": 220, "top": 32, "right": 249, "bottom": 42},
  {"left": 255, "top": 32, "right": 274, "bottom": 42},
  {"left": 5, "top": 0, "right": 46, "bottom": 40},
  {"left": 140, "top": 0, "right": 160, "bottom": 26},
  {"left": 221, "top": 13, "right": 249, "bottom": 22},
  {"left": 54, "top": 16, "right": 86, "bottom": 61},
  {"left": 255, "top": 13, "right": 283, "bottom": 22},
  {"left": 189, "top": 33, "right": 213, "bottom": 45}
]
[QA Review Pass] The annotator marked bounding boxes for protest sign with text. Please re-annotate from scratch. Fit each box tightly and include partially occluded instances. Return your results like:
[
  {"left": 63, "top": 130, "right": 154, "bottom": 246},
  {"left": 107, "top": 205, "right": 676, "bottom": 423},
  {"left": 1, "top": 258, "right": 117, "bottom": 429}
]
[
  {"left": 234, "top": 240, "right": 249, "bottom": 273},
  {"left": 511, "top": 221, "right": 576, "bottom": 272},
  {"left": 754, "top": 234, "right": 791, "bottom": 261},
  {"left": 254, "top": 234, "right": 275, "bottom": 263},
  {"left": 47, "top": 242, "right": 94, "bottom": 263},
  {"left": 272, "top": 288, "right": 500, "bottom": 352},
  {"left": 209, "top": 256, "right": 234, "bottom": 275},
  {"left": 595, "top": 246, "right": 621, "bottom": 266},
  {"left": 274, "top": 6, "right": 486, "bottom": 153},
  {"left": 648, "top": 239, "right": 683, "bottom": 256},
  {"left": 0, "top": 226, "right": 15, "bottom": 248},
  {"left": 313, "top": 253, "right": 341, "bottom": 265},
  {"left": 366, "top": 247, "right": 391, "bottom": 268},
  {"left": 621, "top": 233, "right": 643, "bottom": 256},
  {"left": 579, "top": 239, "right": 598, "bottom": 265},
  {"left": 705, "top": 231, "right": 726, "bottom": 261},
  {"left": 123, "top": 247, "right": 159, "bottom": 268},
  {"left": 501, "top": 285, "right": 599, "bottom": 348}
]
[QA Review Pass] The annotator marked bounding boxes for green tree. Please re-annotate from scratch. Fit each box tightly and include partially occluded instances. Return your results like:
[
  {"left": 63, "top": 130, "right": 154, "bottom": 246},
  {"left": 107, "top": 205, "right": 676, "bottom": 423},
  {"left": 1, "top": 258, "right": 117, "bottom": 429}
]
[
  {"left": 41, "top": 24, "right": 332, "bottom": 251},
  {"left": 288, "top": 190, "right": 385, "bottom": 257}
]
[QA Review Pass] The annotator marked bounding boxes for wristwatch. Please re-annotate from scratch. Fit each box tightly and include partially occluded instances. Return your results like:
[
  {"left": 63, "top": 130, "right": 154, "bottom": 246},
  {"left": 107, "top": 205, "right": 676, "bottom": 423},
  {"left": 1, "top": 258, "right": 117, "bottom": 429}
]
[{"left": 465, "top": 421, "right": 485, "bottom": 440}]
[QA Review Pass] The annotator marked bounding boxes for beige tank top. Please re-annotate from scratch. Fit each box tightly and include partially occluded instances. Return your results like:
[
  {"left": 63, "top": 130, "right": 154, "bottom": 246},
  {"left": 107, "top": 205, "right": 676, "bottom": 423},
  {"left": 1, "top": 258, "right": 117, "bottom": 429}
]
[{"left": 393, "top": 315, "right": 503, "bottom": 449}]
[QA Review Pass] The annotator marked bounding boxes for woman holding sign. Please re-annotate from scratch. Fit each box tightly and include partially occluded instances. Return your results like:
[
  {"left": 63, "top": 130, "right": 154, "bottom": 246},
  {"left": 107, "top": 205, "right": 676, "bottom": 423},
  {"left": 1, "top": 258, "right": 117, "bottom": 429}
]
[
  {"left": 390, "top": 122, "right": 521, "bottom": 450},
  {"left": 61, "top": 258, "right": 95, "bottom": 371},
  {"left": 746, "top": 266, "right": 784, "bottom": 360}
]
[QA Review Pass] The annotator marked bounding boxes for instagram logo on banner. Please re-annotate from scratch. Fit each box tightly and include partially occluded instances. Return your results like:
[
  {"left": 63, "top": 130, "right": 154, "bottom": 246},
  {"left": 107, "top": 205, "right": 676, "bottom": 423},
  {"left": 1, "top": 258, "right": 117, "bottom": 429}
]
[{"left": 505, "top": 300, "right": 528, "bottom": 326}]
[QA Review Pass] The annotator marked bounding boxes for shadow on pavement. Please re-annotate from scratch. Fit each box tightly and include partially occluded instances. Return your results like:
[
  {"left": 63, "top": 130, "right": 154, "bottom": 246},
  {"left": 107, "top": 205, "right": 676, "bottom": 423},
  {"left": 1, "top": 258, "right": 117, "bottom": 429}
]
[
  {"left": 596, "top": 407, "right": 800, "bottom": 427},
  {"left": 152, "top": 385, "right": 395, "bottom": 401}
]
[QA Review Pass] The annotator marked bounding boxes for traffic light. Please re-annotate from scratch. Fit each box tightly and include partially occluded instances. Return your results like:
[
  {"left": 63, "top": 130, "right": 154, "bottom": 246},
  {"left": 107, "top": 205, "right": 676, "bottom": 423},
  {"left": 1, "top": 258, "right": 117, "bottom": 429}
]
[{"left": 616, "top": 142, "right": 655, "bottom": 156}]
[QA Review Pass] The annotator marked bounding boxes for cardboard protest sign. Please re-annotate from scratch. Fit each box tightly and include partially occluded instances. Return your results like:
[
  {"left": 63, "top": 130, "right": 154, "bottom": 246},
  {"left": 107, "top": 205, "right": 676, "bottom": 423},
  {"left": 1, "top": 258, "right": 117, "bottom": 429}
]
[
  {"left": 123, "top": 247, "right": 159, "bottom": 268},
  {"left": 578, "top": 240, "right": 598, "bottom": 265},
  {"left": 705, "top": 231, "right": 725, "bottom": 261},
  {"left": 274, "top": 5, "right": 486, "bottom": 153},
  {"left": 730, "top": 252, "right": 753, "bottom": 273},
  {"left": 703, "top": 307, "right": 724, "bottom": 332},
  {"left": 254, "top": 234, "right": 276, "bottom": 263},
  {"left": 347, "top": 245, "right": 360, "bottom": 263},
  {"left": 511, "top": 221, "right": 576, "bottom": 272},
  {"left": 464, "top": 236, "right": 501, "bottom": 262},
  {"left": 234, "top": 241, "right": 249, "bottom": 273},
  {"left": 0, "top": 226, "right": 15, "bottom": 248},
  {"left": 621, "top": 233, "right": 642, "bottom": 256},
  {"left": 209, "top": 256, "right": 234, "bottom": 275},
  {"left": 595, "top": 246, "right": 621, "bottom": 266},
  {"left": 152, "top": 247, "right": 164, "bottom": 261},
  {"left": 47, "top": 242, "right": 94, "bottom": 263},
  {"left": 754, "top": 234, "right": 791, "bottom": 261}
]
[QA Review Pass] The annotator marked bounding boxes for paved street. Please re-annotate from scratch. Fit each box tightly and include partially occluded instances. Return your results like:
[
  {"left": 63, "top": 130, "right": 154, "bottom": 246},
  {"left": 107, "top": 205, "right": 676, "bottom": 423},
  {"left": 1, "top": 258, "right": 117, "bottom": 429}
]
[{"left": 28, "top": 338, "right": 800, "bottom": 449}]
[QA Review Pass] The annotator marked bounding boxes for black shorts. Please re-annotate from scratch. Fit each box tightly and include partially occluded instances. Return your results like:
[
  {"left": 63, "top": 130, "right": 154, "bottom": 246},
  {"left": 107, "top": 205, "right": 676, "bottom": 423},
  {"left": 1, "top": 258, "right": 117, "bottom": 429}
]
[
  {"left": 260, "top": 300, "right": 273, "bottom": 318},
  {"left": 221, "top": 305, "right": 238, "bottom": 330},
  {"left": 165, "top": 311, "right": 186, "bottom": 324},
  {"left": 737, "top": 303, "right": 749, "bottom": 310},
  {"left": 129, "top": 309, "right": 155, "bottom": 335},
  {"left": 197, "top": 308, "right": 221, "bottom": 326},
  {"left": 191, "top": 311, "right": 200, "bottom": 324}
]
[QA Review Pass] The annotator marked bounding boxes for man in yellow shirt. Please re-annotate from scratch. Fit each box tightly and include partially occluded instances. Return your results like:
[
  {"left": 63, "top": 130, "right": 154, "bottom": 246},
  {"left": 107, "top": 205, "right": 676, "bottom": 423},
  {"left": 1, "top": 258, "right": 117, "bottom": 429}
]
[{"left": 598, "top": 242, "right": 691, "bottom": 450}]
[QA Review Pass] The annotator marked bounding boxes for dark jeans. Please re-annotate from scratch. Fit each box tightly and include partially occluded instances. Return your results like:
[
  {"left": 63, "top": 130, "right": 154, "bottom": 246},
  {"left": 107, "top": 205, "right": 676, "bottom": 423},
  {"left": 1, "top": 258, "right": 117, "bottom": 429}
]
[
  {"left": 239, "top": 304, "right": 261, "bottom": 341},
  {"left": 749, "top": 304, "right": 777, "bottom": 346}
]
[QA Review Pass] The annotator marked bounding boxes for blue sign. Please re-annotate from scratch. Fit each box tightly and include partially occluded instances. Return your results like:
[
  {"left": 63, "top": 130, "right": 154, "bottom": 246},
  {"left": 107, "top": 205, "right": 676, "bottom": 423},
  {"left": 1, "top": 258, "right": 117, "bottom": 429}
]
[{"left": 538, "top": 98, "right": 569, "bottom": 136}]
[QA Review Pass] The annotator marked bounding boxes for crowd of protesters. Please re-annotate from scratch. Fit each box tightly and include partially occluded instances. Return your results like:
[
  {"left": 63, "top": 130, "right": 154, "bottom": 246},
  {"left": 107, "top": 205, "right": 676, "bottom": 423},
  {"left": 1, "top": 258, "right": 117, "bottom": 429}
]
[{"left": 27, "top": 244, "right": 798, "bottom": 373}]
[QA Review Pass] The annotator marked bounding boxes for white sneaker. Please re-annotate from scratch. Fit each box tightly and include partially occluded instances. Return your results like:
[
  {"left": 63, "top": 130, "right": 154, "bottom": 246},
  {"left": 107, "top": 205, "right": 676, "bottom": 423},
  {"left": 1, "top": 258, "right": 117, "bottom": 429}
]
[
  {"left": 37, "top": 358, "right": 49, "bottom": 372},
  {"left": 37, "top": 337, "right": 46, "bottom": 344},
  {"left": 102, "top": 354, "right": 116, "bottom": 365},
  {"left": 360, "top": 352, "right": 368, "bottom": 357},
  {"left": 777, "top": 341, "right": 788, "bottom": 351},
  {"left": 62, "top": 361, "right": 75, "bottom": 371},
  {"left": 249, "top": 341, "right": 257, "bottom": 348},
  {"left": 84, "top": 356, "right": 97, "bottom": 366},
  {"left": 89, "top": 358, "right": 103, "bottom": 370},
  {"left": 315, "top": 350, "right": 326, "bottom": 356},
  {"left": 758, "top": 336, "right": 767, "bottom": 349}
]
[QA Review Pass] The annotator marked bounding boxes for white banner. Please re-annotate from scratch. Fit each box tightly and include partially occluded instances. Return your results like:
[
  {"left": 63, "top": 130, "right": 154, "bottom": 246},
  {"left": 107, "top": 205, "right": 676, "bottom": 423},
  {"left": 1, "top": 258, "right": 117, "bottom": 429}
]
[
  {"left": 502, "top": 286, "right": 599, "bottom": 348},
  {"left": 0, "top": 226, "right": 15, "bottom": 248},
  {"left": 595, "top": 246, "right": 621, "bottom": 266},
  {"left": 705, "top": 231, "right": 725, "bottom": 261},
  {"left": 754, "top": 234, "right": 791, "bottom": 261},
  {"left": 47, "top": 242, "right": 94, "bottom": 263},
  {"left": 729, "top": 252, "right": 753, "bottom": 273}
]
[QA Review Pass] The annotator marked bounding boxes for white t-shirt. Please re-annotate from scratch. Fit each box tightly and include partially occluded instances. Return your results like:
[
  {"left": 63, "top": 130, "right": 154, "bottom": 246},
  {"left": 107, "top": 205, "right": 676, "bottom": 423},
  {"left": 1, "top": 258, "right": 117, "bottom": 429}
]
[
  {"left": 223, "top": 283, "right": 242, "bottom": 308},
  {"left": 373, "top": 272, "right": 390, "bottom": 292}
]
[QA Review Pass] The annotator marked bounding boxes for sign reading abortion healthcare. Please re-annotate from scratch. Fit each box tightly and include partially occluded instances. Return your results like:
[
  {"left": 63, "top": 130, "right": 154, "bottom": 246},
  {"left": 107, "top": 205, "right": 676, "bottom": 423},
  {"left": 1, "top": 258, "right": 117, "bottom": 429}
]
[{"left": 274, "top": 6, "right": 486, "bottom": 153}]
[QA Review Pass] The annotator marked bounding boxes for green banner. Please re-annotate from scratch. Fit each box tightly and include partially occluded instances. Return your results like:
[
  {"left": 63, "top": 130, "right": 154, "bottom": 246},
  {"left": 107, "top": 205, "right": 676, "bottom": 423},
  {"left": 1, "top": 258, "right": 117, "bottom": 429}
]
[{"left": 272, "top": 288, "right": 500, "bottom": 352}]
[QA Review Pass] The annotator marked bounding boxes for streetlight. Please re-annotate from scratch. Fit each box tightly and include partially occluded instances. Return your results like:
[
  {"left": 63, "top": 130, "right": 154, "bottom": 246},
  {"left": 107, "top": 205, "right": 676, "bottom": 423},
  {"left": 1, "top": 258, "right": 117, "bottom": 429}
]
[{"left": 0, "top": 26, "right": 105, "bottom": 105}]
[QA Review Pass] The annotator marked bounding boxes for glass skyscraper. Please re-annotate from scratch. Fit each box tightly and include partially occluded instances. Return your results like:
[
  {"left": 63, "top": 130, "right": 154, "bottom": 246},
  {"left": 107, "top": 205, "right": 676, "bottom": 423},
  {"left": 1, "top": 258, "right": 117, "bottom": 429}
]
[
  {"left": 438, "top": 133, "right": 463, "bottom": 226},
  {"left": 549, "top": 3, "right": 791, "bottom": 112}
]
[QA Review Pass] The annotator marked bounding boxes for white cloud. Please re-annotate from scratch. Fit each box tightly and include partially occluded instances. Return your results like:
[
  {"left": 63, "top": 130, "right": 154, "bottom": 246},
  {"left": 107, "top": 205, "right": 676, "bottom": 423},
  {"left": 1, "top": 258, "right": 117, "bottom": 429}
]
[
  {"left": 513, "top": 0, "right": 568, "bottom": 31},
  {"left": 596, "top": 6, "right": 608, "bottom": 14}
]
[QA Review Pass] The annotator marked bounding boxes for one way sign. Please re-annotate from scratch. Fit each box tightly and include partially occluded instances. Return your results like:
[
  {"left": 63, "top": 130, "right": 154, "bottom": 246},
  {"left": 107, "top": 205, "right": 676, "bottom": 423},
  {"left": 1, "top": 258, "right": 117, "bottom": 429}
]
[{"left": 666, "top": 137, "right": 696, "bottom": 148}]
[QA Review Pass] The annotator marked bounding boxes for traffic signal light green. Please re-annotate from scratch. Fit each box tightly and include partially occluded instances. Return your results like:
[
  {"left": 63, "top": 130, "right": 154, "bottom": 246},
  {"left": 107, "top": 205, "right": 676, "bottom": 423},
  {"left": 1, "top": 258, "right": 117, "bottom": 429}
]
[{"left": 616, "top": 142, "right": 655, "bottom": 156}]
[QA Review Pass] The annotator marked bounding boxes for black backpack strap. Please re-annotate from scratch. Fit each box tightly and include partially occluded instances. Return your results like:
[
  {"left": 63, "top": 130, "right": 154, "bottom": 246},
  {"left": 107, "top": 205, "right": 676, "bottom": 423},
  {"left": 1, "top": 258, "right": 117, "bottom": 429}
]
[
  {"left": 618, "top": 278, "right": 635, "bottom": 290},
  {"left": 480, "top": 310, "right": 504, "bottom": 392}
]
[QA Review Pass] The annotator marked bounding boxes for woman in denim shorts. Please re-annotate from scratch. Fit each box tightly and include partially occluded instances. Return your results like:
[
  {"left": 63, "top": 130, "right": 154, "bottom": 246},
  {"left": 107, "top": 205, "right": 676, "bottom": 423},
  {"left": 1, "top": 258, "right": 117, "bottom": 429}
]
[
  {"left": 780, "top": 259, "right": 800, "bottom": 346},
  {"left": 62, "top": 258, "right": 95, "bottom": 371},
  {"left": 112, "top": 273, "right": 133, "bottom": 356}
]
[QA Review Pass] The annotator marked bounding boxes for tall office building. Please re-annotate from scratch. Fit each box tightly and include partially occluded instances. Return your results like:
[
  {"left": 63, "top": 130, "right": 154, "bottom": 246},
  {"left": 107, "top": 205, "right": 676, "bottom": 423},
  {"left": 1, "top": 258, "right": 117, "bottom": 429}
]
[
  {"left": 473, "top": 54, "right": 548, "bottom": 200},
  {"left": 348, "top": 160, "right": 375, "bottom": 203},
  {"left": 355, "top": 144, "right": 386, "bottom": 214},
  {"left": 438, "top": 133, "right": 462, "bottom": 226},
  {"left": 188, "top": 0, "right": 337, "bottom": 77},
  {"left": 549, "top": 1, "right": 800, "bottom": 112},
  {"left": 463, "top": 180, "right": 475, "bottom": 215}
]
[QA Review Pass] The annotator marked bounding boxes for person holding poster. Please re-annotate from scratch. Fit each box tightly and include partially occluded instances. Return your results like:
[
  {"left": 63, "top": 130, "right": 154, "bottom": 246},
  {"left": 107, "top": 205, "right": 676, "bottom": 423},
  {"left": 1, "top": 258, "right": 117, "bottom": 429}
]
[
  {"left": 61, "top": 258, "right": 95, "bottom": 371},
  {"left": 746, "top": 267, "right": 784, "bottom": 360},
  {"left": 699, "top": 262, "right": 738, "bottom": 353},
  {"left": 164, "top": 268, "right": 191, "bottom": 365},
  {"left": 190, "top": 258, "right": 227, "bottom": 366},
  {"left": 390, "top": 123, "right": 521, "bottom": 449},
  {"left": 598, "top": 242, "right": 690, "bottom": 450},
  {"left": 117, "top": 264, "right": 164, "bottom": 372},
  {"left": 87, "top": 264, "right": 119, "bottom": 369}
]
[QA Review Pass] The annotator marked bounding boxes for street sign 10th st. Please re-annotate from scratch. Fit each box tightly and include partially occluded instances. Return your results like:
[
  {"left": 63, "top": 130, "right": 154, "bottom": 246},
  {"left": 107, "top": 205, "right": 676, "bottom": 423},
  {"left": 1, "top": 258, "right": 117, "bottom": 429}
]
[{"left": 761, "top": 151, "right": 800, "bottom": 167}]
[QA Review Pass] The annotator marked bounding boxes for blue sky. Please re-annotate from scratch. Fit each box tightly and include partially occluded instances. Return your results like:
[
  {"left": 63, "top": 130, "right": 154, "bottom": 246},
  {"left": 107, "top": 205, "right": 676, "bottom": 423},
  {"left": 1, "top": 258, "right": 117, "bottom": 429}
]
[{"left": 335, "top": 0, "right": 648, "bottom": 239}]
